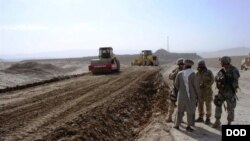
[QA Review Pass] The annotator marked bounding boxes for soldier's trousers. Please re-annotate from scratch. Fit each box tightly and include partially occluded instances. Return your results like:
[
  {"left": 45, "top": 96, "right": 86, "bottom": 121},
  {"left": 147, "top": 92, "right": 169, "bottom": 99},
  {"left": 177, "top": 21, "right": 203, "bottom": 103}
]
[
  {"left": 168, "top": 101, "right": 176, "bottom": 118},
  {"left": 198, "top": 95, "right": 212, "bottom": 119},
  {"left": 214, "top": 92, "right": 237, "bottom": 122}
]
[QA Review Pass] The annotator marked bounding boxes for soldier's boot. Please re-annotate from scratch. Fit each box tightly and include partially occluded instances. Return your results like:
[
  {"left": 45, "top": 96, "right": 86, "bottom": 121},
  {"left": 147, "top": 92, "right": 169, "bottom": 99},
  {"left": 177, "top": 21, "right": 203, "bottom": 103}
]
[
  {"left": 173, "top": 125, "right": 179, "bottom": 130},
  {"left": 227, "top": 121, "right": 232, "bottom": 125},
  {"left": 212, "top": 119, "right": 221, "bottom": 128},
  {"left": 195, "top": 117, "right": 204, "bottom": 122},
  {"left": 186, "top": 126, "right": 194, "bottom": 132},
  {"left": 205, "top": 118, "right": 211, "bottom": 125},
  {"left": 166, "top": 115, "right": 173, "bottom": 123}
]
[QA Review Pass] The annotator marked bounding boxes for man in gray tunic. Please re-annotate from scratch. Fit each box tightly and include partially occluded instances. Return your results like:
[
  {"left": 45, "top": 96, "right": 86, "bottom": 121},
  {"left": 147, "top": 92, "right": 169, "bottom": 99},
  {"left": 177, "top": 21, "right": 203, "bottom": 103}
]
[{"left": 173, "top": 59, "right": 199, "bottom": 132}]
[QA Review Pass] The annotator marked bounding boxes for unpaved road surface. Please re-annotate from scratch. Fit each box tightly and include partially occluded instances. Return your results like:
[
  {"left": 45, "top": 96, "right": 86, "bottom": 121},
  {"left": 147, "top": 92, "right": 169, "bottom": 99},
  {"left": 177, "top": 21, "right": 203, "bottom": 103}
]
[{"left": 0, "top": 67, "right": 169, "bottom": 141}]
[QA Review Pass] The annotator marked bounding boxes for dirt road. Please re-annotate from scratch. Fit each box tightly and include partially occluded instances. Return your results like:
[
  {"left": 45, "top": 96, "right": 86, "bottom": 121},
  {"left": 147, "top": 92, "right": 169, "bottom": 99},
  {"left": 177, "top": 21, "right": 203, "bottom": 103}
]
[{"left": 0, "top": 67, "right": 169, "bottom": 141}]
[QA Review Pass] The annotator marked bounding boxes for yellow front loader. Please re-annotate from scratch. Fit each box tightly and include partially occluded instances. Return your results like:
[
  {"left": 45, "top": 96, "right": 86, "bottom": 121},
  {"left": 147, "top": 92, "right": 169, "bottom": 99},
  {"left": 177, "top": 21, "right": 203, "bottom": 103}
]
[{"left": 131, "top": 50, "right": 159, "bottom": 66}]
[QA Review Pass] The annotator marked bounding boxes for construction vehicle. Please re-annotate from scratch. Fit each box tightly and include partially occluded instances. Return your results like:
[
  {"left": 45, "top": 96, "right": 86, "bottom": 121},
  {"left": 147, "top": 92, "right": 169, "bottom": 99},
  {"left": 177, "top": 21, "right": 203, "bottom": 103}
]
[
  {"left": 131, "top": 50, "right": 159, "bottom": 66},
  {"left": 88, "top": 47, "right": 120, "bottom": 74},
  {"left": 241, "top": 53, "right": 250, "bottom": 70}
]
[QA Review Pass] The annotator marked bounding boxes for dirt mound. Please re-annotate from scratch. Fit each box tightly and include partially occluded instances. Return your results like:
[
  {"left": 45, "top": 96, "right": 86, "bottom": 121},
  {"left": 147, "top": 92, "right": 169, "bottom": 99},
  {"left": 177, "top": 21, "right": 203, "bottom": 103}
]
[
  {"left": 0, "top": 60, "right": 90, "bottom": 89},
  {"left": 0, "top": 67, "right": 169, "bottom": 141},
  {"left": 4, "top": 62, "right": 64, "bottom": 75}
]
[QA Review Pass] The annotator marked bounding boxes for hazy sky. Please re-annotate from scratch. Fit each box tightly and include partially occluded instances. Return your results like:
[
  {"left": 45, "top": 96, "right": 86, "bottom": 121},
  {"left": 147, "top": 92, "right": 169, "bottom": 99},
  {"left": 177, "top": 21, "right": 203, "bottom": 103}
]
[{"left": 1, "top": 0, "right": 250, "bottom": 58}]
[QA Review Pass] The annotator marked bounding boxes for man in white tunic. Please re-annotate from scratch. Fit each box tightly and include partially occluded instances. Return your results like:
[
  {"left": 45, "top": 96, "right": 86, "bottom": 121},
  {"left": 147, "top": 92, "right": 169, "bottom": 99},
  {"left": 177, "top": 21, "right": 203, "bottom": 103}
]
[{"left": 173, "top": 59, "right": 199, "bottom": 132}]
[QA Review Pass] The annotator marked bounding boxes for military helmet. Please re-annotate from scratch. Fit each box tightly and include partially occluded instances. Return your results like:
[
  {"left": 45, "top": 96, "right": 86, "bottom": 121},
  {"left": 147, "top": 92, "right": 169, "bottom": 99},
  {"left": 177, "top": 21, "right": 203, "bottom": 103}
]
[
  {"left": 198, "top": 59, "right": 206, "bottom": 65},
  {"left": 176, "top": 58, "right": 184, "bottom": 65},
  {"left": 184, "top": 59, "right": 194, "bottom": 66},
  {"left": 220, "top": 56, "right": 231, "bottom": 64}
]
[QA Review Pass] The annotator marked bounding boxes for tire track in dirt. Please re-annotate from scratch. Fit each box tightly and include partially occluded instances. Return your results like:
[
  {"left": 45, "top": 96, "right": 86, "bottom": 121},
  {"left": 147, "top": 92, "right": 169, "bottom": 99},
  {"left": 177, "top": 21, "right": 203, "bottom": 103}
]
[
  {"left": 0, "top": 76, "right": 110, "bottom": 123},
  {"left": 0, "top": 75, "right": 113, "bottom": 140},
  {"left": 1, "top": 67, "right": 161, "bottom": 141},
  {"left": 18, "top": 68, "right": 151, "bottom": 140},
  {"left": 0, "top": 75, "right": 101, "bottom": 113},
  {"left": 42, "top": 67, "right": 168, "bottom": 141}
]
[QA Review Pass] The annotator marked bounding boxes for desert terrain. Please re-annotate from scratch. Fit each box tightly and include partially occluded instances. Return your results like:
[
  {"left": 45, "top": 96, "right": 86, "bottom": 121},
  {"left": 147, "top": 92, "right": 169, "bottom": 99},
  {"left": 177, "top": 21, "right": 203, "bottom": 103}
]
[{"left": 0, "top": 55, "right": 249, "bottom": 141}]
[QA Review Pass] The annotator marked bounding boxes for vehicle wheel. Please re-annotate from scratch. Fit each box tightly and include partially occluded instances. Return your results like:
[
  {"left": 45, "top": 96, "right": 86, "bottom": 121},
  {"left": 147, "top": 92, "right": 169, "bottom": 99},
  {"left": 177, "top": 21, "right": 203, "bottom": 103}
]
[{"left": 114, "top": 59, "right": 120, "bottom": 72}]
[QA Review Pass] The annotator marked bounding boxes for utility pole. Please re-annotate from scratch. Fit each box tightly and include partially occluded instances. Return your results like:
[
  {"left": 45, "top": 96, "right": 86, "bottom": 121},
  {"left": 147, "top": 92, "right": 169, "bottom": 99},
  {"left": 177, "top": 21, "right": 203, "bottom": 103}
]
[{"left": 167, "top": 36, "right": 170, "bottom": 52}]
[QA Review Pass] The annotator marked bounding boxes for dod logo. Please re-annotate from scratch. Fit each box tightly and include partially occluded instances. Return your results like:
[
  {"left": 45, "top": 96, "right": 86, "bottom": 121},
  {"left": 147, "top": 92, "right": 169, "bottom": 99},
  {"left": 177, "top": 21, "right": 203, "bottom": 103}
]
[
  {"left": 226, "top": 129, "right": 246, "bottom": 136},
  {"left": 222, "top": 125, "right": 250, "bottom": 140}
]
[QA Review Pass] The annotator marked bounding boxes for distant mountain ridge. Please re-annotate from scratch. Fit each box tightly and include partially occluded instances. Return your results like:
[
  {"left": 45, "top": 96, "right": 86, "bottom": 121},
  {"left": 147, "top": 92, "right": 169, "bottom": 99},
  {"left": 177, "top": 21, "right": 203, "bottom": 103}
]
[
  {"left": 198, "top": 47, "right": 250, "bottom": 58},
  {"left": 0, "top": 49, "right": 201, "bottom": 63}
]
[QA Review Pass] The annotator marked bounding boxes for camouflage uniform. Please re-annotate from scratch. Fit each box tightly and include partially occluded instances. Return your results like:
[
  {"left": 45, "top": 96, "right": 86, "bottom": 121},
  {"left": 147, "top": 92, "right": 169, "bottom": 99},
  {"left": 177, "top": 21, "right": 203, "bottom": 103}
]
[
  {"left": 166, "top": 58, "right": 184, "bottom": 122},
  {"left": 213, "top": 56, "right": 240, "bottom": 128},
  {"left": 196, "top": 60, "right": 214, "bottom": 124}
]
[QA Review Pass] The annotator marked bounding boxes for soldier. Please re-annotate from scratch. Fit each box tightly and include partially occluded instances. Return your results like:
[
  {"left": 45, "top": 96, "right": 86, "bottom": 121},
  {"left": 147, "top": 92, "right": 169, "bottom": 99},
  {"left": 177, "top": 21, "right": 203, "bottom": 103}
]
[
  {"left": 195, "top": 60, "right": 214, "bottom": 125},
  {"left": 166, "top": 58, "right": 184, "bottom": 122},
  {"left": 212, "top": 56, "right": 240, "bottom": 128},
  {"left": 173, "top": 59, "right": 199, "bottom": 132}
]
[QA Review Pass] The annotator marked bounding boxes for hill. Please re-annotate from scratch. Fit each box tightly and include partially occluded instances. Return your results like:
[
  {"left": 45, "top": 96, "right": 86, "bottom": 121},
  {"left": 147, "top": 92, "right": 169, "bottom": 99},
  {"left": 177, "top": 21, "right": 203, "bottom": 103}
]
[
  {"left": 154, "top": 49, "right": 201, "bottom": 64},
  {"left": 198, "top": 47, "right": 250, "bottom": 58},
  {"left": 4, "top": 62, "right": 64, "bottom": 74}
]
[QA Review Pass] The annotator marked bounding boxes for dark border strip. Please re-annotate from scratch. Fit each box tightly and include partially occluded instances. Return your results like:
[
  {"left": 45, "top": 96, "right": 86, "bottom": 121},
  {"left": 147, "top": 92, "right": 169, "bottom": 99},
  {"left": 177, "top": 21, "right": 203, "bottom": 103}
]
[{"left": 0, "top": 73, "right": 90, "bottom": 94}]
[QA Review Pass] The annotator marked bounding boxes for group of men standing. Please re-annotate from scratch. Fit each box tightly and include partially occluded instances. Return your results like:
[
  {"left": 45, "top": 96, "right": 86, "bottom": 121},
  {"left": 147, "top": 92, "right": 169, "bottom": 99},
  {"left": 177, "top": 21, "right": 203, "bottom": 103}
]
[{"left": 167, "top": 56, "right": 240, "bottom": 132}]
